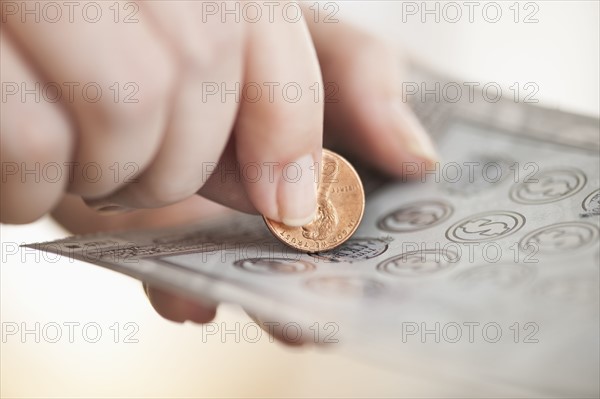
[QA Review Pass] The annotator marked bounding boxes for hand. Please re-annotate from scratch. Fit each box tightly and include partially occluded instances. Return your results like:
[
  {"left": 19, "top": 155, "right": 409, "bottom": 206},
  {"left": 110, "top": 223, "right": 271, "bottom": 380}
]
[
  {"left": 3, "top": 3, "right": 438, "bottom": 342},
  {"left": 1, "top": 1, "right": 436, "bottom": 225},
  {"left": 2, "top": 0, "right": 317, "bottom": 226}
]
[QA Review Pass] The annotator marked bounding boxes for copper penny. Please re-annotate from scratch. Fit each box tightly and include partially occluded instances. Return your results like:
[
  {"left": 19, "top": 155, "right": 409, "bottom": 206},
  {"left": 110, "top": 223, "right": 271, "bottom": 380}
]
[{"left": 264, "top": 149, "right": 365, "bottom": 252}]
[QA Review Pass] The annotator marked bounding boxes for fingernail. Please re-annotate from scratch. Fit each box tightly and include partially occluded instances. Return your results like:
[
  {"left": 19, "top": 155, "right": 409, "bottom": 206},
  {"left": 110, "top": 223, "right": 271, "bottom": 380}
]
[
  {"left": 391, "top": 101, "right": 439, "bottom": 163},
  {"left": 278, "top": 154, "right": 318, "bottom": 227},
  {"left": 84, "top": 198, "right": 132, "bottom": 215}
]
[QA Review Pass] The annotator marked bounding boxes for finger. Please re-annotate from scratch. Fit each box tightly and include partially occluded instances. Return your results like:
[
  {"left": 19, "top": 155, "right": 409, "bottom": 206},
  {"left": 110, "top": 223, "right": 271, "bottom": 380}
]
[
  {"left": 144, "top": 284, "right": 217, "bottom": 324},
  {"left": 246, "top": 312, "right": 312, "bottom": 347},
  {"left": 96, "top": 2, "right": 245, "bottom": 209},
  {"left": 234, "top": 7, "right": 322, "bottom": 227},
  {"left": 52, "top": 193, "right": 231, "bottom": 235},
  {"left": 196, "top": 138, "right": 257, "bottom": 214},
  {"left": 0, "top": 29, "right": 73, "bottom": 223},
  {"left": 2, "top": 1, "right": 175, "bottom": 198},
  {"left": 305, "top": 16, "right": 439, "bottom": 177},
  {"left": 85, "top": 138, "right": 259, "bottom": 216}
]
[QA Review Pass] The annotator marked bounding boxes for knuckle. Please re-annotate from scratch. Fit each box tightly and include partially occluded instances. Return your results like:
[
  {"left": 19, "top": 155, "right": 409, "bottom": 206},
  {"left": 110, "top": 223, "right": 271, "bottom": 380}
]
[
  {"left": 0, "top": 109, "right": 71, "bottom": 223},
  {"left": 10, "top": 114, "right": 71, "bottom": 164},
  {"left": 84, "top": 58, "right": 175, "bottom": 132},
  {"left": 351, "top": 30, "right": 395, "bottom": 60},
  {"left": 133, "top": 177, "right": 196, "bottom": 208},
  {"left": 180, "top": 26, "right": 244, "bottom": 72},
  {"left": 241, "top": 106, "right": 317, "bottom": 154},
  {"left": 264, "top": 100, "right": 321, "bottom": 140},
  {"left": 0, "top": 195, "right": 55, "bottom": 224},
  {"left": 343, "top": 35, "right": 400, "bottom": 98}
]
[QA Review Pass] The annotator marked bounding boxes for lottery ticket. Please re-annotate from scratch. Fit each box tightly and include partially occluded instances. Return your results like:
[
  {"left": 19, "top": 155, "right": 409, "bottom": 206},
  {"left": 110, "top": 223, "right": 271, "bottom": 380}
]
[{"left": 29, "top": 66, "right": 600, "bottom": 396}]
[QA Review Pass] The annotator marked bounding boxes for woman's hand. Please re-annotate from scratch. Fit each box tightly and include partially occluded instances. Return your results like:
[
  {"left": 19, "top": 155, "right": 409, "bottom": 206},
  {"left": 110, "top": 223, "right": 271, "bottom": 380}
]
[
  {"left": 2, "top": 2, "right": 437, "bottom": 341},
  {"left": 2, "top": 1, "right": 324, "bottom": 226}
]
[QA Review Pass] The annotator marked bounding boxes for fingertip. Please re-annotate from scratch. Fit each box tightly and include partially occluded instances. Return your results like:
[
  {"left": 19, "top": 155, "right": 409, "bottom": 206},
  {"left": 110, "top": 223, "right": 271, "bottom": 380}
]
[
  {"left": 144, "top": 285, "right": 217, "bottom": 324},
  {"left": 391, "top": 101, "right": 440, "bottom": 164},
  {"left": 246, "top": 312, "right": 307, "bottom": 347},
  {"left": 276, "top": 153, "right": 318, "bottom": 227}
]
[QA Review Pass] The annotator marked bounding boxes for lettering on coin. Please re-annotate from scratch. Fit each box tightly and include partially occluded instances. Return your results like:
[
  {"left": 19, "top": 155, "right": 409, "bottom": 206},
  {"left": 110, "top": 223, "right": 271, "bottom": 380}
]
[
  {"left": 302, "top": 158, "right": 339, "bottom": 241},
  {"left": 264, "top": 149, "right": 365, "bottom": 252}
]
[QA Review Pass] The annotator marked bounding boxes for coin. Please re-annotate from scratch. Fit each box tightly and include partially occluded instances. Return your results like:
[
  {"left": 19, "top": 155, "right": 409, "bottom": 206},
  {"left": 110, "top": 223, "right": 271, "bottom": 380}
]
[{"left": 264, "top": 149, "right": 365, "bottom": 252}]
